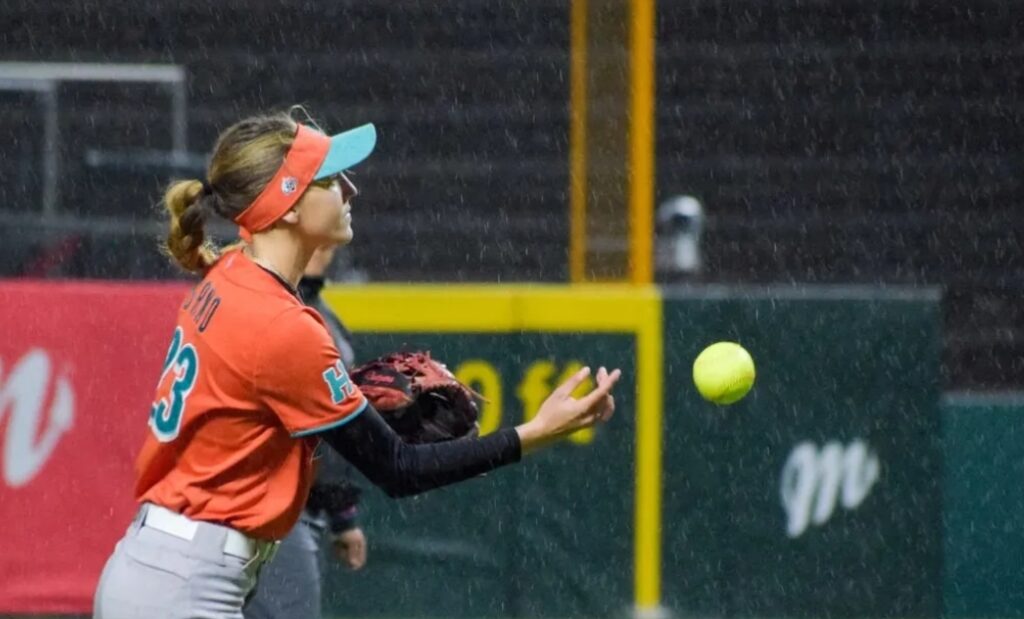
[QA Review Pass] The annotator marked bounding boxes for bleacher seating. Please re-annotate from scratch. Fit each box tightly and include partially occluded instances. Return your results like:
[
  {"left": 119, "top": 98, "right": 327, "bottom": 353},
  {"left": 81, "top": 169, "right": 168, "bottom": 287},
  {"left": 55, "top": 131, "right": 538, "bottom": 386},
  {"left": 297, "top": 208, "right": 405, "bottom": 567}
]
[{"left": 1, "top": 0, "right": 1020, "bottom": 388}]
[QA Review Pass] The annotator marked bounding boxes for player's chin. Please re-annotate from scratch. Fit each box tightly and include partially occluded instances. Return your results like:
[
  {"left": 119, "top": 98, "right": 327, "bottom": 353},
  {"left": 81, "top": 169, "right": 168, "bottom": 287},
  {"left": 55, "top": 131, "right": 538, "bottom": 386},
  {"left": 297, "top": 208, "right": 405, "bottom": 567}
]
[
  {"left": 329, "top": 217, "right": 354, "bottom": 243},
  {"left": 332, "top": 224, "right": 354, "bottom": 246}
]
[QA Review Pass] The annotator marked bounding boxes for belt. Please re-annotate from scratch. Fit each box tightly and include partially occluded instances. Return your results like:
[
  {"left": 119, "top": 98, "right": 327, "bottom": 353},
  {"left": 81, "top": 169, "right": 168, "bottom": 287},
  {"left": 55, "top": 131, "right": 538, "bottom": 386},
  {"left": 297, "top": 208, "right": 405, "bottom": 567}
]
[{"left": 141, "top": 503, "right": 278, "bottom": 564}]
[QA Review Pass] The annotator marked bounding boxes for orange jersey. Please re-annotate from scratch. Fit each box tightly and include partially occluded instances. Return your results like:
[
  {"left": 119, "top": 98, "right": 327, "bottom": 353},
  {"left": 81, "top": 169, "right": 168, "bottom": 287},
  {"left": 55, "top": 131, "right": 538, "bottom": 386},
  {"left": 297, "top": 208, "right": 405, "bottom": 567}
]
[{"left": 134, "top": 250, "right": 367, "bottom": 540}]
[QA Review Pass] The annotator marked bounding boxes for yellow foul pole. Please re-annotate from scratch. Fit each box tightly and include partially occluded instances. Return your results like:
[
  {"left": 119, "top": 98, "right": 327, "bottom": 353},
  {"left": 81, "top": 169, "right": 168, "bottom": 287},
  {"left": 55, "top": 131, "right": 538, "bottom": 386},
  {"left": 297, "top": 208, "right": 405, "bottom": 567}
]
[
  {"left": 569, "top": 0, "right": 589, "bottom": 283},
  {"left": 628, "top": 0, "right": 655, "bottom": 285},
  {"left": 630, "top": 0, "right": 661, "bottom": 613}
]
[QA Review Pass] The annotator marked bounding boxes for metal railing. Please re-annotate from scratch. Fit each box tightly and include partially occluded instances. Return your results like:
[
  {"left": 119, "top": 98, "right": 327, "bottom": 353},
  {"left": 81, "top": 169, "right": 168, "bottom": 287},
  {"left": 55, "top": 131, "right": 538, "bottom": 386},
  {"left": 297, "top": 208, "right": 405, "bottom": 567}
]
[{"left": 0, "top": 62, "right": 189, "bottom": 217}]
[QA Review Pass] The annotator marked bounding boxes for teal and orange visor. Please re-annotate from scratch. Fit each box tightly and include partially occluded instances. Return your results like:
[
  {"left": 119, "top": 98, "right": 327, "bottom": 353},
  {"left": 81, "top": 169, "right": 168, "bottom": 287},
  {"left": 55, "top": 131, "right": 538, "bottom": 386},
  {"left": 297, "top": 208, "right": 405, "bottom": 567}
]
[{"left": 234, "top": 123, "right": 376, "bottom": 237}]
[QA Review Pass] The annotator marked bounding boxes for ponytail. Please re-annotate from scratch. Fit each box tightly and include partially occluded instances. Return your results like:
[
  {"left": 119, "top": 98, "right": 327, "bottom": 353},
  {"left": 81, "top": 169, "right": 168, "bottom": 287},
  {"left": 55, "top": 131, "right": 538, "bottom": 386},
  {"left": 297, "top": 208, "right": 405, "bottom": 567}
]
[
  {"left": 158, "top": 110, "right": 303, "bottom": 275},
  {"left": 162, "top": 179, "right": 219, "bottom": 275}
]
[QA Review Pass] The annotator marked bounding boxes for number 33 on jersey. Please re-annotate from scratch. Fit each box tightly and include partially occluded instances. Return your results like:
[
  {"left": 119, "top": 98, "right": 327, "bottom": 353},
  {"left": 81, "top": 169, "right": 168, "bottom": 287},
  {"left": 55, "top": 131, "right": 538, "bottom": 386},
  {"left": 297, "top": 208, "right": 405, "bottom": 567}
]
[
  {"left": 150, "top": 326, "right": 199, "bottom": 442},
  {"left": 134, "top": 251, "right": 369, "bottom": 540}
]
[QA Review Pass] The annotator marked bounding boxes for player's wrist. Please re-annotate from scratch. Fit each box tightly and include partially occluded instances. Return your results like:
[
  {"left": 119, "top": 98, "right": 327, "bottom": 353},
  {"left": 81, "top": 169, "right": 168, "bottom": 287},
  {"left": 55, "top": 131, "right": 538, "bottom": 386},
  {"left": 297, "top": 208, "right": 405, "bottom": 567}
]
[{"left": 515, "top": 419, "right": 557, "bottom": 455}]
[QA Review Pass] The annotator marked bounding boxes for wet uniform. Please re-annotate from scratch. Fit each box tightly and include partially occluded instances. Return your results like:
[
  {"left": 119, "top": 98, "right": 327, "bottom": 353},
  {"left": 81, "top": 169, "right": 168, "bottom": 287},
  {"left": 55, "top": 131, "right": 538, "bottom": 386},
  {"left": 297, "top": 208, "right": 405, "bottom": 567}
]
[{"left": 93, "top": 250, "right": 366, "bottom": 619}]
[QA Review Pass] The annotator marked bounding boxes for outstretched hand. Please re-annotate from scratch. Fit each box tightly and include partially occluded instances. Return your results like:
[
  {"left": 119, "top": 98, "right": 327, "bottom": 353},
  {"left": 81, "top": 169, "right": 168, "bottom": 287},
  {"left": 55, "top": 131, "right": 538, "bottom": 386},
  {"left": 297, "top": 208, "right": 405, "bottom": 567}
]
[{"left": 516, "top": 366, "right": 621, "bottom": 454}]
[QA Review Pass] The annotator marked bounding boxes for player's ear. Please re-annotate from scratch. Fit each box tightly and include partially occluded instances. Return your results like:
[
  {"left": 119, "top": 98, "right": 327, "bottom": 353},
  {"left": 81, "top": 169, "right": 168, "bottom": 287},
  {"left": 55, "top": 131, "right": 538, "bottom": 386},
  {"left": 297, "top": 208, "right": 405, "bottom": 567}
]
[{"left": 280, "top": 208, "right": 300, "bottom": 225}]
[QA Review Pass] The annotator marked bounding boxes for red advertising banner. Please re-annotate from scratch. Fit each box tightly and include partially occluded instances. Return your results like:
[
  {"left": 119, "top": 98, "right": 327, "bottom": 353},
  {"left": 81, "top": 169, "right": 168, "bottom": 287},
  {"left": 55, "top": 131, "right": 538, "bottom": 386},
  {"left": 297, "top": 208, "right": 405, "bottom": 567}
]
[{"left": 0, "top": 279, "right": 190, "bottom": 613}]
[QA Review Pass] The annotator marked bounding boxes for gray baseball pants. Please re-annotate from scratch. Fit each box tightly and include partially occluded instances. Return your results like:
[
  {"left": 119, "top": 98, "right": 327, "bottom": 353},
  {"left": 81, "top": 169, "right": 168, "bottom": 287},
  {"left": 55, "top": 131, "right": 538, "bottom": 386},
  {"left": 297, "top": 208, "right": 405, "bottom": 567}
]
[{"left": 93, "top": 503, "right": 276, "bottom": 619}]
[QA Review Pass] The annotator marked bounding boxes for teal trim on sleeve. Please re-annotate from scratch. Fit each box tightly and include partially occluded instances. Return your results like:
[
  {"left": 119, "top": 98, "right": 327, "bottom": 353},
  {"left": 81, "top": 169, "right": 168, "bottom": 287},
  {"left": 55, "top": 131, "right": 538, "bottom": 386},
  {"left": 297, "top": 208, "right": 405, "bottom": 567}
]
[{"left": 291, "top": 399, "right": 368, "bottom": 438}]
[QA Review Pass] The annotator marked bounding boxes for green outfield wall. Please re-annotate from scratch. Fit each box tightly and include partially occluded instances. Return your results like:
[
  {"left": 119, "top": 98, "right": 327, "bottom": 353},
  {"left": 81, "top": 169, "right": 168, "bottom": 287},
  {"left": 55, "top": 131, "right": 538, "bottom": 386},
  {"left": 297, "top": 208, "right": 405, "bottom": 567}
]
[
  {"left": 317, "top": 285, "right": 947, "bottom": 619},
  {"left": 320, "top": 285, "right": 661, "bottom": 618},
  {"left": 942, "top": 393, "right": 1024, "bottom": 618},
  {"left": 660, "top": 287, "right": 943, "bottom": 618}
]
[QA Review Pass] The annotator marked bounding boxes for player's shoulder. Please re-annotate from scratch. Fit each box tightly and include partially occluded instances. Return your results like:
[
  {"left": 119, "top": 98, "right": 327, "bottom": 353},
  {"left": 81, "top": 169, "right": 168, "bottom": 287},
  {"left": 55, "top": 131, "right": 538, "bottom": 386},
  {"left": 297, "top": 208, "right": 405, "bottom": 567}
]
[
  {"left": 259, "top": 304, "right": 332, "bottom": 354},
  {"left": 249, "top": 304, "right": 335, "bottom": 384}
]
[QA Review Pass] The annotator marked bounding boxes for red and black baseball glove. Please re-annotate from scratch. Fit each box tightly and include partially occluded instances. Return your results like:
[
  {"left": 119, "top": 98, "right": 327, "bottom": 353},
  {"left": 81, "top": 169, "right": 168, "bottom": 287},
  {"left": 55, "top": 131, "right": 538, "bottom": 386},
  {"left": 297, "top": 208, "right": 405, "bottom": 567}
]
[{"left": 349, "top": 351, "right": 480, "bottom": 443}]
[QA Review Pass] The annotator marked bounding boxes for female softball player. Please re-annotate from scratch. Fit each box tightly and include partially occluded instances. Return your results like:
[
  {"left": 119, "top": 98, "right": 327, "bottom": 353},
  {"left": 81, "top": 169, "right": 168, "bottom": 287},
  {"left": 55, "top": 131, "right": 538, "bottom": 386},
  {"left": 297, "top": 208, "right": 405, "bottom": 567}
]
[{"left": 92, "top": 110, "right": 621, "bottom": 619}]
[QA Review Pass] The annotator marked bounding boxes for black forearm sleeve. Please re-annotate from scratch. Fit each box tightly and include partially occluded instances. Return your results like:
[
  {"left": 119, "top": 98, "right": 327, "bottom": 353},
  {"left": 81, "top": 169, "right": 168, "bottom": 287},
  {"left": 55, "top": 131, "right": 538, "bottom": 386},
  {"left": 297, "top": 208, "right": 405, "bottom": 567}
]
[{"left": 320, "top": 404, "right": 522, "bottom": 498}]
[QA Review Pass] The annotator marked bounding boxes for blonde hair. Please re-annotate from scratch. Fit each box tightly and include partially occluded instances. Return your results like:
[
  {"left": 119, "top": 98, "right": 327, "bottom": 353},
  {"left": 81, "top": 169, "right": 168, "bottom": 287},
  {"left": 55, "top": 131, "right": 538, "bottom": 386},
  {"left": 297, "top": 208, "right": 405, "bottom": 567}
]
[{"left": 162, "top": 111, "right": 305, "bottom": 274}]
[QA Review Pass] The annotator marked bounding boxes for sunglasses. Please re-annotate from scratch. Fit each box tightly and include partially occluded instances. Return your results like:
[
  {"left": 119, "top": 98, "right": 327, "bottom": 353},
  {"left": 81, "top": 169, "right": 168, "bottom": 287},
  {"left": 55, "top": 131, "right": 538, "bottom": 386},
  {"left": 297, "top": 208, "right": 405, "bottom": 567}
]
[{"left": 310, "top": 171, "right": 358, "bottom": 201}]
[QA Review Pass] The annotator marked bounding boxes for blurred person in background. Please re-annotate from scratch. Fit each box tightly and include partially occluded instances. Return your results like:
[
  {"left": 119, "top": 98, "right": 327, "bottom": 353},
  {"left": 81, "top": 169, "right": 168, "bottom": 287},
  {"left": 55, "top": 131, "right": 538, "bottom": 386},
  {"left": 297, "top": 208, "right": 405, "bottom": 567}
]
[
  {"left": 92, "top": 108, "right": 621, "bottom": 619},
  {"left": 244, "top": 245, "right": 368, "bottom": 619}
]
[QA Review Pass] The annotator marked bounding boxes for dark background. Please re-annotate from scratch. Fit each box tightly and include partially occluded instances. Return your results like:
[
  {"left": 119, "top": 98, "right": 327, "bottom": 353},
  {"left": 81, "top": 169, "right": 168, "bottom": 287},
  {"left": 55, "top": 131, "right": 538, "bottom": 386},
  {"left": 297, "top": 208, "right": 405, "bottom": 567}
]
[{"left": 2, "top": 1, "right": 1021, "bottom": 390}]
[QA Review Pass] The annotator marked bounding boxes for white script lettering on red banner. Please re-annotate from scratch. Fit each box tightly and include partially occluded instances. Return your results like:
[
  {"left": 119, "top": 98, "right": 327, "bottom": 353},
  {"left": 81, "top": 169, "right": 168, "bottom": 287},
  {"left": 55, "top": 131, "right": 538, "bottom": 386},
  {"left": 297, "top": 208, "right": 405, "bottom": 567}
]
[
  {"left": 0, "top": 279, "right": 188, "bottom": 613},
  {"left": 779, "top": 439, "right": 880, "bottom": 538},
  {"left": 0, "top": 349, "right": 75, "bottom": 487}
]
